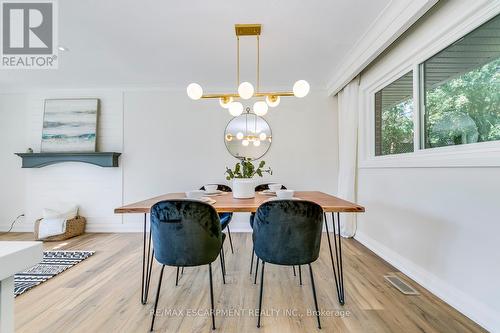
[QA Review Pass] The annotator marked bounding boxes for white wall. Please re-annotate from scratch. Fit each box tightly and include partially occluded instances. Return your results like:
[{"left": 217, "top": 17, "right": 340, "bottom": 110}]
[
  {"left": 0, "top": 90, "right": 124, "bottom": 232},
  {"left": 0, "top": 95, "right": 28, "bottom": 230},
  {"left": 355, "top": 0, "right": 500, "bottom": 331},
  {"left": 0, "top": 89, "right": 338, "bottom": 232}
]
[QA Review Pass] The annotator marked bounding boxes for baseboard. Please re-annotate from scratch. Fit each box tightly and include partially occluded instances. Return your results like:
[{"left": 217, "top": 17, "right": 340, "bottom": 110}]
[
  {"left": 1, "top": 223, "right": 341, "bottom": 234},
  {"left": 0, "top": 222, "right": 144, "bottom": 233},
  {"left": 354, "top": 231, "right": 499, "bottom": 332},
  {"left": 0, "top": 221, "right": 254, "bottom": 233},
  {"left": 0, "top": 224, "right": 33, "bottom": 232}
]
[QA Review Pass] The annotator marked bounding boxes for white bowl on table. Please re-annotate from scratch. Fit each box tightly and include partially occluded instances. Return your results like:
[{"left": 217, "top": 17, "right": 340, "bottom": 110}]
[
  {"left": 268, "top": 183, "right": 282, "bottom": 192},
  {"left": 185, "top": 190, "right": 205, "bottom": 199},
  {"left": 276, "top": 189, "right": 294, "bottom": 199},
  {"left": 204, "top": 184, "right": 218, "bottom": 193}
]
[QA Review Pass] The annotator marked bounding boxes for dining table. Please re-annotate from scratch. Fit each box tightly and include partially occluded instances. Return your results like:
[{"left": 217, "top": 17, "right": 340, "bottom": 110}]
[{"left": 114, "top": 191, "right": 365, "bottom": 306}]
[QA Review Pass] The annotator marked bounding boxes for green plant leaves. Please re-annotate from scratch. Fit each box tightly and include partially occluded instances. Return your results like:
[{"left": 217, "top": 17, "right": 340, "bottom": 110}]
[
  {"left": 225, "top": 167, "right": 235, "bottom": 180},
  {"left": 224, "top": 160, "right": 272, "bottom": 179}
]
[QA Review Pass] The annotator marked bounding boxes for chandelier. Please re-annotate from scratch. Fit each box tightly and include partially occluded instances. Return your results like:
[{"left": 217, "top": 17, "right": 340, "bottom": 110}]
[{"left": 186, "top": 24, "right": 310, "bottom": 116}]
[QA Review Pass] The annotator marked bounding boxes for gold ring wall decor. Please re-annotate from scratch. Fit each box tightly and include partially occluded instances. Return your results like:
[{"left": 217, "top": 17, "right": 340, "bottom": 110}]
[{"left": 224, "top": 111, "right": 272, "bottom": 160}]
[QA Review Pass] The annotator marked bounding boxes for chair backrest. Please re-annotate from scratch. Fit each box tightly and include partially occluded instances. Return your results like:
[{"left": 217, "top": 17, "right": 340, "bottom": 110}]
[
  {"left": 199, "top": 184, "right": 232, "bottom": 192},
  {"left": 150, "top": 200, "right": 222, "bottom": 267},
  {"left": 253, "top": 200, "right": 323, "bottom": 265},
  {"left": 255, "top": 183, "right": 287, "bottom": 191}
]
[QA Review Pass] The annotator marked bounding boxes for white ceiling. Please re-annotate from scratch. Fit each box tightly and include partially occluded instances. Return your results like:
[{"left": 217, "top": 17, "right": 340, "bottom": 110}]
[{"left": 0, "top": 0, "right": 391, "bottom": 91}]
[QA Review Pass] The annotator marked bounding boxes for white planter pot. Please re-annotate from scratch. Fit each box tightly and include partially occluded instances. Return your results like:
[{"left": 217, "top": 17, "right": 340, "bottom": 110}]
[{"left": 232, "top": 178, "right": 255, "bottom": 199}]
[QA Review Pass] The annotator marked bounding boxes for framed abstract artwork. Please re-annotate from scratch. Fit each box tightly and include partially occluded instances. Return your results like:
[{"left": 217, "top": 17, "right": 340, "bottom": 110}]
[{"left": 41, "top": 98, "right": 99, "bottom": 152}]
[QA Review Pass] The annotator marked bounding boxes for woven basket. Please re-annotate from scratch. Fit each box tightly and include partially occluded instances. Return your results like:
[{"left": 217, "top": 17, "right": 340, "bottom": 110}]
[{"left": 34, "top": 216, "right": 86, "bottom": 241}]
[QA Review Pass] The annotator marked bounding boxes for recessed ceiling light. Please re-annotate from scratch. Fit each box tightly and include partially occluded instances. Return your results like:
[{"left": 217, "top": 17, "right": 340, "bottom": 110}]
[{"left": 58, "top": 46, "right": 69, "bottom": 52}]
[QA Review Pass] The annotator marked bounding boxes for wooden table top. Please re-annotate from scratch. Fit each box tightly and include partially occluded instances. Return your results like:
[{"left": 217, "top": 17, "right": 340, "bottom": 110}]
[{"left": 114, "top": 191, "right": 365, "bottom": 214}]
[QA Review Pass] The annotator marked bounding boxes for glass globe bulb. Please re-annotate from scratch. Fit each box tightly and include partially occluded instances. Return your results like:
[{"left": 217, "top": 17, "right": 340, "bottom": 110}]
[
  {"left": 265, "top": 95, "right": 280, "bottom": 107},
  {"left": 238, "top": 82, "right": 254, "bottom": 100},
  {"left": 253, "top": 101, "right": 268, "bottom": 116},
  {"left": 242, "top": 139, "right": 249, "bottom": 146},
  {"left": 259, "top": 132, "right": 267, "bottom": 141},
  {"left": 228, "top": 102, "right": 243, "bottom": 117},
  {"left": 225, "top": 133, "right": 233, "bottom": 141},
  {"left": 253, "top": 140, "right": 261, "bottom": 147},
  {"left": 186, "top": 83, "right": 203, "bottom": 100},
  {"left": 219, "top": 96, "right": 233, "bottom": 108},
  {"left": 293, "top": 80, "right": 310, "bottom": 98},
  {"left": 236, "top": 132, "right": 244, "bottom": 140}
]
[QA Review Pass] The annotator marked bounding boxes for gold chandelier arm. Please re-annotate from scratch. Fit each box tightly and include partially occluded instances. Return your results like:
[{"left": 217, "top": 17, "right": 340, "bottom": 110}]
[
  {"left": 200, "top": 91, "right": 294, "bottom": 99},
  {"left": 201, "top": 93, "right": 240, "bottom": 99},
  {"left": 254, "top": 91, "right": 295, "bottom": 97}
]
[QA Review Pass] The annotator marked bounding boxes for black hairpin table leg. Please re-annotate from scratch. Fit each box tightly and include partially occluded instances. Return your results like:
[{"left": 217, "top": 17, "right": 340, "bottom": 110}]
[
  {"left": 324, "top": 212, "right": 345, "bottom": 305},
  {"left": 141, "top": 213, "right": 153, "bottom": 304},
  {"left": 145, "top": 244, "right": 154, "bottom": 300}
]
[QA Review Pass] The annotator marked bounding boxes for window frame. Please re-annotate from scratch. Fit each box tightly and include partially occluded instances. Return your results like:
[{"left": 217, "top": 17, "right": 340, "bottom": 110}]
[
  {"left": 359, "top": 6, "right": 500, "bottom": 168},
  {"left": 374, "top": 70, "right": 415, "bottom": 157}
]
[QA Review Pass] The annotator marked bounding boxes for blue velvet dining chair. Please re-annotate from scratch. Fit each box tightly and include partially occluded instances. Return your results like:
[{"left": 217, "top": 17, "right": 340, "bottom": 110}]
[
  {"left": 254, "top": 183, "right": 287, "bottom": 192},
  {"left": 250, "top": 183, "right": 287, "bottom": 277},
  {"left": 200, "top": 184, "right": 234, "bottom": 254},
  {"left": 149, "top": 200, "right": 225, "bottom": 331},
  {"left": 252, "top": 200, "right": 324, "bottom": 329}
]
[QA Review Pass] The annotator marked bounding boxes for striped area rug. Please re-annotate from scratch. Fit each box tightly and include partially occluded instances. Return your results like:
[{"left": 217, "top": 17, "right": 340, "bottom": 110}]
[{"left": 14, "top": 250, "right": 94, "bottom": 297}]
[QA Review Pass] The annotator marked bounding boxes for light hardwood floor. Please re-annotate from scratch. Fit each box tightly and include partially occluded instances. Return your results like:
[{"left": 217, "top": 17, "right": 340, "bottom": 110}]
[{"left": 1, "top": 232, "right": 485, "bottom": 333}]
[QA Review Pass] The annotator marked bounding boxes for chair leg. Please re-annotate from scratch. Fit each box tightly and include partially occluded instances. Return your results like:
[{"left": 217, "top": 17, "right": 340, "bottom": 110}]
[
  {"left": 250, "top": 247, "right": 255, "bottom": 275},
  {"left": 219, "top": 250, "right": 226, "bottom": 284},
  {"left": 175, "top": 267, "right": 180, "bottom": 286},
  {"left": 298, "top": 265, "right": 302, "bottom": 286},
  {"left": 293, "top": 265, "right": 296, "bottom": 277},
  {"left": 181, "top": 266, "right": 184, "bottom": 275},
  {"left": 257, "top": 261, "right": 265, "bottom": 328},
  {"left": 208, "top": 263, "right": 216, "bottom": 330},
  {"left": 254, "top": 258, "right": 259, "bottom": 284},
  {"left": 221, "top": 246, "right": 226, "bottom": 276},
  {"left": 308, "top": 264, "right": 321, "bottom": 329},
  {"left": 150, "top": 265, "right": 165, "bottom": 332},
  {"left": 227, "top": 225, "right": 234, "bottom": 254}
]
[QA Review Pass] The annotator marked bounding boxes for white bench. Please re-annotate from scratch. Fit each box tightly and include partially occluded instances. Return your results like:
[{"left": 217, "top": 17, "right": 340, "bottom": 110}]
[{"left": 0, "top": 241, "right": 42, "bottom": 333}]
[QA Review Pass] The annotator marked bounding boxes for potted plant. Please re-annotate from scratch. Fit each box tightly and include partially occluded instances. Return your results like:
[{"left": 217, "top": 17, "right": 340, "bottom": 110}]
[{"left": 225, "top": 159, "right": 272, "bottom": 198}]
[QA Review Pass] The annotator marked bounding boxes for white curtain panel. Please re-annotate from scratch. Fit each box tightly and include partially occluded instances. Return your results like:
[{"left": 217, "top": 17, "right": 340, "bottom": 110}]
[{"left": 337, "top": 79, "right": 359, "bottom": 238}]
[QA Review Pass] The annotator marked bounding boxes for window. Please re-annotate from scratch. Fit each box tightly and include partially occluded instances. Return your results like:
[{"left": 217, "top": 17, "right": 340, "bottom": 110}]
[
  {"left": 422, "top": 15, "right": 500, "bottom": 149},
  {"left": 374, "top": 71, "right": 414, "bottom": 156}
]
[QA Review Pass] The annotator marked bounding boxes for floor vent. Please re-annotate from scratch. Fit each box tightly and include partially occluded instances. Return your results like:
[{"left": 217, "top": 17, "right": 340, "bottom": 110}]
[{"left": 384, "top": 275, "right": 419, "bottom": 295}]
